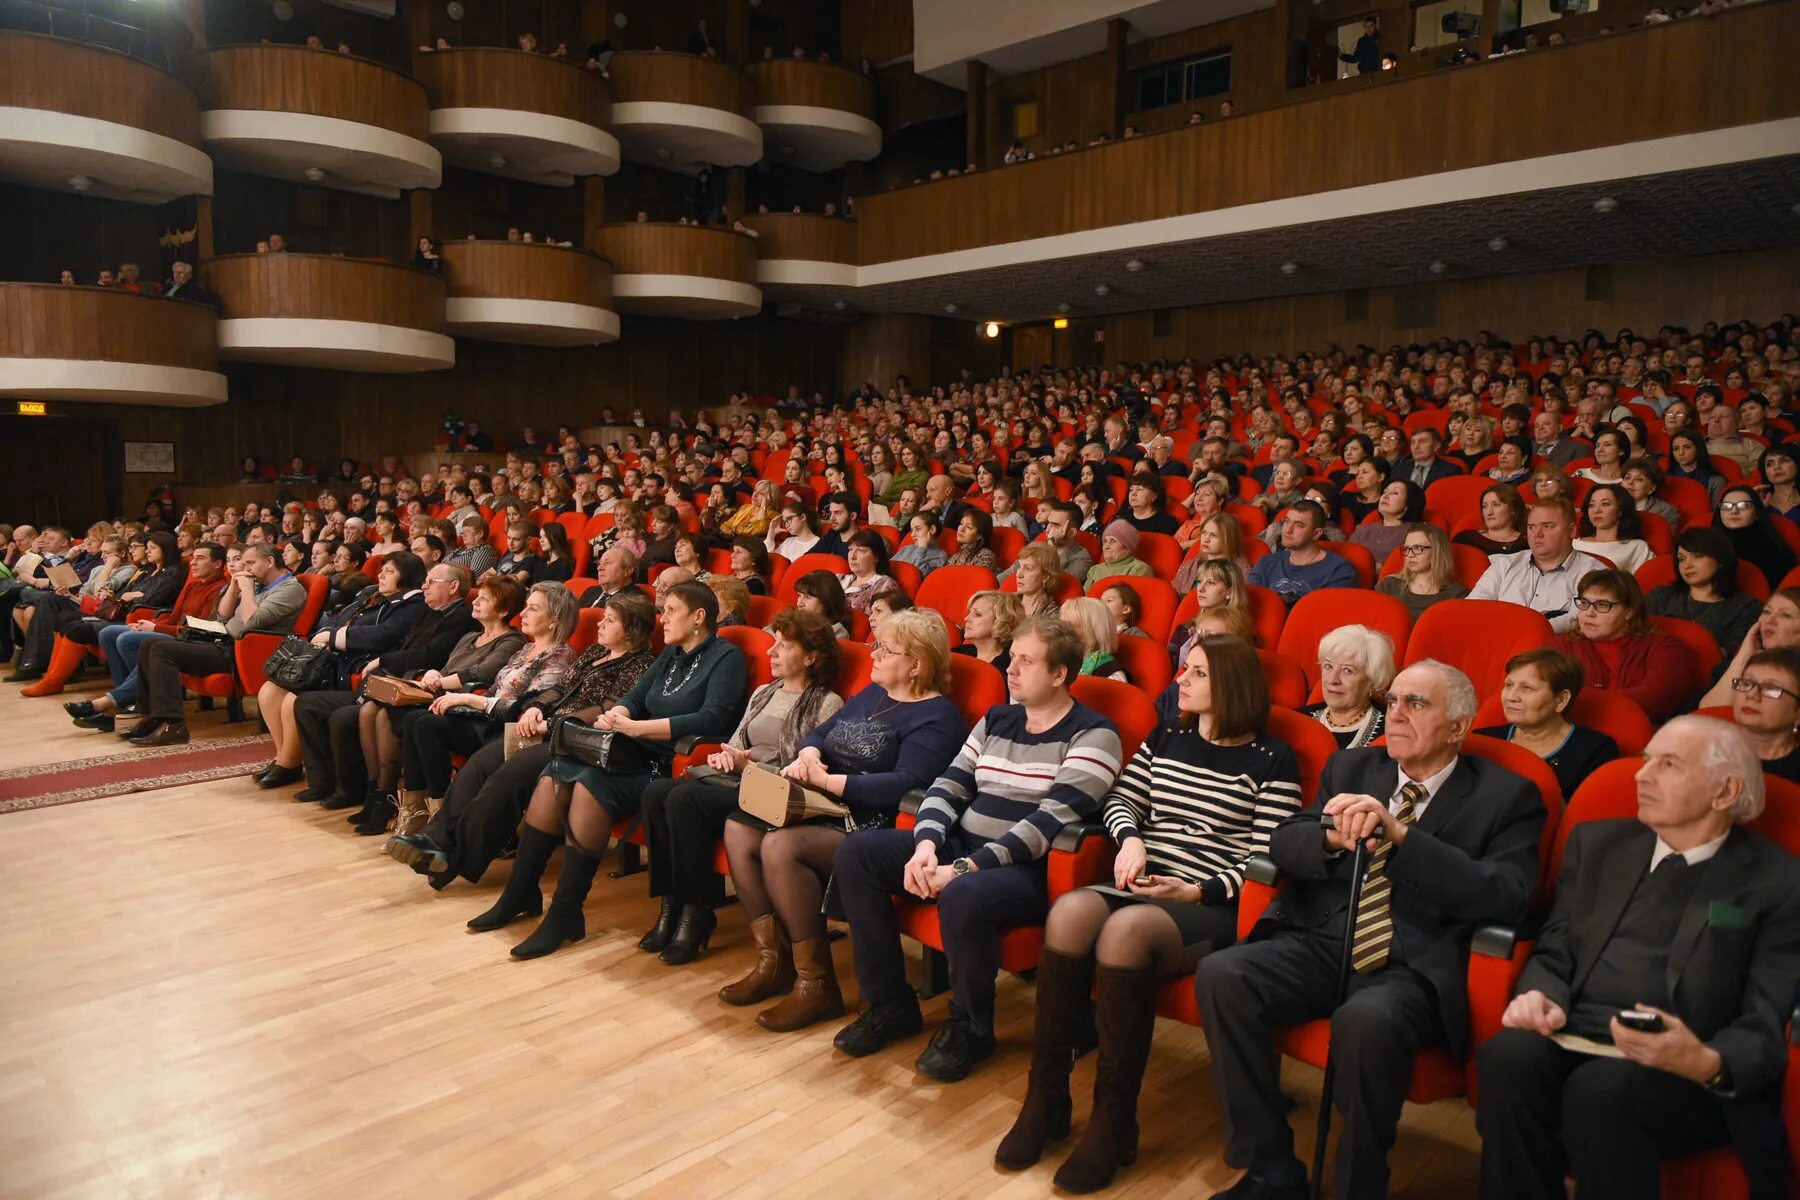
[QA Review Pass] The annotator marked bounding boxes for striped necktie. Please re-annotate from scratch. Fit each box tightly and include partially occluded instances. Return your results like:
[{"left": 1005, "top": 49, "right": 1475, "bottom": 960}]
[{"left": 1350, "top": 781, "right": 1426, "bottom": 973}]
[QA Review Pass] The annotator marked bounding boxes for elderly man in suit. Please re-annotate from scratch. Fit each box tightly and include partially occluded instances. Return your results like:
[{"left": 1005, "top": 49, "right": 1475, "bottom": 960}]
[
  {"left": 1198, "top": 659, "right": 1546, "bottom": 1200},
  {"left": 1477, "top": 716, "right": 1800, "bottom": 1200}
]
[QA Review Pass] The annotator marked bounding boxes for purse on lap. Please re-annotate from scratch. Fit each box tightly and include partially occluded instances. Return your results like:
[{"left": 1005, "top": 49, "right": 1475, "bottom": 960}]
[
  {"left": 548, "top": 715, "right": 661, "bottom": 777},
  {"left": 263, "top": 635, "right": 337, "bottom": 692},
  {"left": 361, "top": 674, "right": 434, "bottom": 707},
  {"left": 737, "top": 761, "right": 849, "bottom": 828}
]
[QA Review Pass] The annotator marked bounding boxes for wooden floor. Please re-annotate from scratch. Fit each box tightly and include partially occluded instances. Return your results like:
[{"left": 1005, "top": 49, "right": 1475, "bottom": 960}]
[{"left": 0, "top": 679, "right": 1482, "bottom": 1200}]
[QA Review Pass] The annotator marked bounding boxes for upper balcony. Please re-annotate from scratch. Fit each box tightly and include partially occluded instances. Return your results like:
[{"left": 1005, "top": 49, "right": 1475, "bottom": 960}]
[
  {"left": 741, "top": 213, "right": 857, "bottom": 290},
  {"left": 205, "top": 253, "right": 453, "bottom": 372},
  {"left": 199, "top": 45, "right": 441, "bottom": 198},
  {"left": 593, "top": 223, "right": 761, "bottom": 319},
  {"left": 439, "top": 241, "right": 618, "bottom": 346},
  {"left": 0, "top": 283, "right": 226, "bottom": 407},
  {"left": 0, "top": 32, "right": 212, "bottom": 203},
  {"left": 746, "top": 60, "right": 880, "bottom": 173},
  {"left": 605, "top": 51, "right": 761, "bottom": 174},
  {"left": 413, "top": 47, "right": 619, "bottom": 186}
]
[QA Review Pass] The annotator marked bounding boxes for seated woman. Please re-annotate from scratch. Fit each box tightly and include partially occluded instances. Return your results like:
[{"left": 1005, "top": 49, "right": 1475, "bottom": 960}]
[
  {"left": 326, "top": 541, "right": 373, "bottom": 612},
  {"left": 1573, "top": 429, "right": 1631, "bottom": 484},
  {"left": 499, "top": 580, "right": 749, "bottom": 959},
  {"left": 636, "top": 610, "right": 845, "bottom": 965},
  {"left": 252, "top": 551, "right": 429, "bottom": 791},
  {"left": 1340, "top": 459, "right": 1385, "bottom": 526},
  {"left": 728, "top": 537, "right": 771, "bottom": 595},
  {"left": 672, "top": 533, "right": 710, "bottom": 581},
  {"left": 707, "top": 575, "right": 750, "bottom": 627},
  {"left": 1646, "top": 527, "right": 1762, "bottom": 656},
  {"left": 956, "top": 589, "right": 1022, "bottom": 674},
  {"left": 390, "top": 590, "right": 655, "bottom": 885},
  {"left": 1301, "top": 623, "right": 1396, "bottom": 749},
  {"left": 1085, "top": 522, "right": 1153, "bottom": 589},
  {"left": 1120, "top": 475, "right": 1177, "bottom": 536},
  {"left": 1552, "top": 568, "right": 1697, "bottom": 724},
  {"left": 1350, "top": 478, "right": 1426, "bottom": 566},
  {"left": 536, "top": 522, "right": 576, "bottom": 582},
  {"left": 866, "top": 588, "right": 912, "bottom": 643},
  {"left": 1376, "top": 523, "right": 1468, "bottom": 619},
  {"left": 996, "top": 634, "right": 1302, "bottom": 1191},
  {"left": 1099, "top": 580, "right": 1148, "bottom": 641},
  {"left": 946, "top": 510, "right": 999, "bottom": 572},
  {"left": 1702, "top": 586, "right": 1800, "bottom": 708},
  {"left": 894, "top": 512, "right": 949, "bottom": 578},
  {"left": 1009, "top": 543, "right": 1064, "bottom": 618},
  {"left": 991, "top": 480, "right": 1032, "bottom": 539},
  {"left": 1251, "top": 461, "right": 1306, "bottom": 515},
  {"left": 1716, "top": 485, "right": 1797, "bottom": 593},
  {"left": 1572, "top": 483, "right": 1654, "bottom": 574},
  {"left": 1621, "top": 456, "right": 1683, "bottom": 530},
  {"left": 1174, "top": 479, "right": 1228, "bottom": 556},
  {"left": 376, "top": 581, "right": 574, "bottom": 836},
  {"left": 1727, "top": 647, "right": 1800, "bottom": 782},
  {"left": 790, "top": 570, "right": 851, "bottom": 639},
  {"left": 876, "top": 442, "right": 929, "bottom": 511},
  {"left": 1667, "top": 430, "right": 1725, "bottom": 504},
  {"left": 1061, "top": 596, "right": 1129, "bottom": 682},
  {"left": 1485, "top": 436, "right": 1533, "bottom": 486},
  {"left": 1455, "top": 483, "right": 1527, "bottom": 557},
  {"left": 839, "top": 531, "right": 897, "bottom": 613},
  {"left": 1475, "top": 647, "right": 1619, "bottom": 801},
  {"left": 368, "top": 512, "right": 407, "bottom": 556},
  {"left": 720, "top": 479, "right": 780, "bottom": 539},
  {"left": 719, "top": 608, "right": 966, "bottom": 1029},
  {"left": 16, "top": 534, "right": 135, "bottom": 695},
  {"left": 1526, "top": 464, "right": 1575, "bottom": 506}
]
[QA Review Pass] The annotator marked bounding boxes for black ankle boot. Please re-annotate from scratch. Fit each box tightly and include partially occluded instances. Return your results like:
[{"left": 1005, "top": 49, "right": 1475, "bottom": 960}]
[
  {"left": 468, "top": 826, "right": 559, "bottom": 932},
  {"left": 510, "top": 842, "right": 601, "bottom": 960},
  {"left": 353, "top": 791, "right": 399, "bottom": 835},
  {"left": 658, "top": 904, "right": 717, "bottom": 965},
  {"left": 637, "top": 896, "right": 679, "bottom": 952},
  {"left": 325, "top": 782, "right": 375, "bottom": 813}
]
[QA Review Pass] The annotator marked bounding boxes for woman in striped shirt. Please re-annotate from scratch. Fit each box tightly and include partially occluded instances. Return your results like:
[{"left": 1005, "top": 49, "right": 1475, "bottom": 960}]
[{"left": 996, "top": 634, "right": 1303, "bottom": 1194}]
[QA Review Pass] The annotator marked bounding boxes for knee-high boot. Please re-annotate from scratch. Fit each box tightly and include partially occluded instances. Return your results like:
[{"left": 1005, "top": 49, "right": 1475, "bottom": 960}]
[
  {"left": 509, "top": 841, "right": 601, "bottom": 959},
  {"left": 20, "top": 636, "right": 90, "bottom": 697},
  {"left": 1053, "top": 963, "right": 1157, "bottom": 1194},
  {"left": 995, "top": 948, "right": 1094, "bottom": 1169},
  {"left": 467, "top": 824, "right": 557, "bottom": 931}
]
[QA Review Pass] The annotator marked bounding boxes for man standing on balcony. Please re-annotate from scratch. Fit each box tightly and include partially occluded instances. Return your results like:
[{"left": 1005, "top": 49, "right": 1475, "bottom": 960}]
[{"left": 1340, "top": 17, "right": 1384, "bottom": 75}]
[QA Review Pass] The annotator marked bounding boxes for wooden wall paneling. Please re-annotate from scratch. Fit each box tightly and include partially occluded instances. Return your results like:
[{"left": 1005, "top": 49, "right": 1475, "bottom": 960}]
[
  {"left": 841, "top": 311, "right": 931, "bottom": 392},
  {"left": 868, "top": 63, "right": 964, "bottom": 135},
  {"left": 204, "top": 253, "right": 448, "bottom": 330},
  {"left": 204, "top": 0, "right": 406, "bottom": 67},
  {"left": 200, "top": 45, "right": 433, "bottom": 142},
  {"left": 738, "top": 213, "right": 857, "bottom": 261},
  {"left": 840, "top": 0, "right": 911, "bottom": 65},
  {"left": 438, "top": 240, "right": 614, "bottom": 307},
  {"left": 746, "top": 58, "right": 876, "bottom": 119},
  {"left": 592, "top": 222, "right": 759, "bottom": 283},
  {"left": 412, "top": 47, "right": 613, "bottom": 127},
  {"left": 0, "top": 284, "right": 218, "bottom": 370},
  {"left": 0, "top": 185, "right": 166, "bottom": 287},
  {"left": 0, "top": 30, "right": 202, "bottom": 144},
  {"left": 605, "top": 51, "right": 755, "bottom": 117}
]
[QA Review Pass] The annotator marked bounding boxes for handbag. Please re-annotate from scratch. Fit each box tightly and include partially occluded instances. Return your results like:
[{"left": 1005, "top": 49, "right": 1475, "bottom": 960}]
[
  {"left": 263, "top": 635, "right": 338, "bottom": 692},
  {"left": 549, "top": 715, "right": 661, "bottom": 777},
  {"left": 93, "top": 595, "right": 126, "bottom": 622},
  {"left": 362, "top": 674, "right": 434, "bottom": 707},
  {"left": 737, "top": 761, "right": 848, "bottom": 827}
]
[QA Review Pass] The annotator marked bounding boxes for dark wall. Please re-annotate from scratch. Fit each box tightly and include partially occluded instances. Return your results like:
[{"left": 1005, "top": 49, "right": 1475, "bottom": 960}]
[
  {"left": 430, "top": 168, "right": 583, "bottom": 244},
  {"left": 205, "top": 0, "right": 407, "bottom": 65},
  {"left": 211, "top": 171, "right": 411, "bottom": 260},
  {"left": 0, "top": 184, "right": 166, "bottom": 285}
]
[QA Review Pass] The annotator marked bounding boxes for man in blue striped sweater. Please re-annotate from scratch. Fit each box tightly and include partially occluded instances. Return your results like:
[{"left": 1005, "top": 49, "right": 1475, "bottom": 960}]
[{"left": 832, "top": 616, "right": 1126, "bottom": 1082}]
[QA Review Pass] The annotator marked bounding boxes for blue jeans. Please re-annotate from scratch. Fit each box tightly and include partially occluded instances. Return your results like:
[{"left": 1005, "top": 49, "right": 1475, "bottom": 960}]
[{"left": 101, "top": 625, "right": 169, "bottom": 707}]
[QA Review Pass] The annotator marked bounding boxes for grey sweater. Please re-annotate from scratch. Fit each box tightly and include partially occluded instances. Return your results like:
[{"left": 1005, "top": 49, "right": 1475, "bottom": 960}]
[{"left": 226, "top": 575, "right": 307, "bottom": 638}]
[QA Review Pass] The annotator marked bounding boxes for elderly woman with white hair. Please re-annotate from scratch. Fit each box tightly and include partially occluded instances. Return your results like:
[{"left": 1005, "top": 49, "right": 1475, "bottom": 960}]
[{"left": 1300, "top": 624, "right": 1397, "bottom": 748}]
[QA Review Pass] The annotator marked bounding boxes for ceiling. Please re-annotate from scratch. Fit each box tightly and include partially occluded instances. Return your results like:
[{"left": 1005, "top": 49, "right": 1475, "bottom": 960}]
[{"left": 766, "top": 156, "right": 1800, "bottom": 324}]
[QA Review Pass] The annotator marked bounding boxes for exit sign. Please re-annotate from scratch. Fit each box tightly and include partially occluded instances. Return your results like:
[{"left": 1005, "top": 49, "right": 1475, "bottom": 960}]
[{"left": 16, "top": 401, "right": 47, "bottom": 416}]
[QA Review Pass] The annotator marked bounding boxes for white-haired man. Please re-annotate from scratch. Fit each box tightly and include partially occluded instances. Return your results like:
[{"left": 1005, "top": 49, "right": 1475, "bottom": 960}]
[
  {"left": 1477, "top": 716, "right": 1800, "bottom": 1200},
  {"left": 1199, "top": 660, "right": 1547, "bottom": 1200}
]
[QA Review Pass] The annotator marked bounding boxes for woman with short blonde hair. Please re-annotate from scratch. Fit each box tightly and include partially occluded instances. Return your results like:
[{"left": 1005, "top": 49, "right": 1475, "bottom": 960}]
[
  {"left": 1011, "top": 543, "right": 1064, "bottom": 617},
  {"left": 1301, "top": 624, "right": 1397, "bottom": 748},
  {"left": 1060, "top": 597, "right": 1127, "bottom": 682}
]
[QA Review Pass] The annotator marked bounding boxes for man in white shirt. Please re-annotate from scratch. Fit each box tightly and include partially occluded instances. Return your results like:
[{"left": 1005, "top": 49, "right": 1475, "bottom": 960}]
[{"left": 1466, "top": 498, "right": 1604, "bottom": 632}]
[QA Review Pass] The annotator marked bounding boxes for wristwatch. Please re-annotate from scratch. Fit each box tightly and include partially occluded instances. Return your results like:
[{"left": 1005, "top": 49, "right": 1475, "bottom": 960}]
[{"left": 951, "top": 857, "right": 974, "bottom": 877}]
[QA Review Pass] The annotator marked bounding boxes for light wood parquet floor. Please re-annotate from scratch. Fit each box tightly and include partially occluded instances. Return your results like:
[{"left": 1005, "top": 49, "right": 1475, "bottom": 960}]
[{"left": 0, "top": 679, "right": 1482, "bottom": 1200}]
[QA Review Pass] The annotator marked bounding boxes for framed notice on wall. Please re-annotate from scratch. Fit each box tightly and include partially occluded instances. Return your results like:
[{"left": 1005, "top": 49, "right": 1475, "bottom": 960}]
[{"left": 124, "top": 442, "right": 177, "bottom": 474}]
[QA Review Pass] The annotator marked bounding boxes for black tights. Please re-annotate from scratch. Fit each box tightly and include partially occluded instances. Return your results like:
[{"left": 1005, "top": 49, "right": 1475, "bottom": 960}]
[
  {"left": 723, "top": 821, "right": 844, "bottom": 943},
  {"left": 1043, "top": 890, "right": 1189, "bottom": 975},
  {"left": 524, "top": 775, "right": 613, "bottom": 856}
]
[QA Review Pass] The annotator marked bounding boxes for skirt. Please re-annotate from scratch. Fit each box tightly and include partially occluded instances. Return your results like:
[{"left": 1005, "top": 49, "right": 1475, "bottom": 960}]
[
  {"left": 539, "top": 754, "right": 656, "bottom": 820},
  {"left": 1080, "top": 885, "right": 1240, "bottom": 973}
]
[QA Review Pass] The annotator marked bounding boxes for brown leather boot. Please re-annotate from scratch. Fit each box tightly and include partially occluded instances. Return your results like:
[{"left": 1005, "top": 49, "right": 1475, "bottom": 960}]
[
  {"left": 995, "top": 948, "right": 1092, "bottom": 1169},
  {"left": 1052, "top": 963, "right": 1157, "bottom": 1194},
  {"left": 755, "top": 935, "right": 845, "bottom": 1031},
  {"left": 392, "top": 788, "right": 430, "bottom": 836},
  {"left": 719, "top": 914, "right": 796, "bottom": 1006}
]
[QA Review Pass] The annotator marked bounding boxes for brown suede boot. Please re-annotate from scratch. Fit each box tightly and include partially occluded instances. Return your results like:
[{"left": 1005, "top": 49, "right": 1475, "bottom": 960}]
[
  {"left": 1052, "top": 963, "right": 1157, "bottom": 1194},
  {"left": 995, "top": 948, "right": 1093, "bottom": 1169},
  {"left": 719, "top": 914, "right": 796, "bottom": 1006},
  {"left": 755, "top": 935, "right": 845, "bottom": 1031}
]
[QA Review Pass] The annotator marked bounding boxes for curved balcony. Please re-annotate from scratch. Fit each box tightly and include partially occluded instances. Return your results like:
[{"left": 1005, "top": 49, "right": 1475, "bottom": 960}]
[
  {"left": 414, "top": 48, "right": 619, "bottom": 186},
  {"left": 0, "top": 284, "right": 226, "bottom": 407},
  {"left": 747, "top": 60, "right": 880, "bottom": 172},
  {"left": 439, "top": 241, "right": 618, "bottom": 345},
  {"left": 605, "top": 52, "right": 761, "bottom": 173},
  {"left": 0, "top": 32, "right": 211, "bottom": 203},
  {"left": 741, "top": 214, "right": 858, "bottom": 289},
  {"left": 205, "top": 254, "right": 453, "bottom": 372},
  {"left": 199, "top": 45, "right": 440, "bottom": 198},
  {"left": 592, "top": 224, "right": 761, "bottom": 319}
]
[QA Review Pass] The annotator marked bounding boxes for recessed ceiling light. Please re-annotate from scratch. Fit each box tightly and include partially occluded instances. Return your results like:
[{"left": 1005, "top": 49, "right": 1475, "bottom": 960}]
[
  {"left": 1279, "top": 262, "right": 1298, "bottom": 276},
  {"left": 445, "top": 1, "right": 463, "bottom": 19},
  {"left": 944, "top": 303, "right": 958, "bottom": 314},
  {"left": 832, "top": 299, "right": 847, "bottom": 310},
  {"left": 1094, "top": 284, "right": 1110, "bottom": 296},
  {"left": 1593, "top": 196, "right": 1619, "bottom": 213},
  {"left": 488, "top": 155, "right": 507, "bottom": 169},
  {"left": 271, "top": 0, "right": 293, "bottom": 20},
  {"left": 1056, "top": 302, "right": 1071, "bottom": 313},
  {"left": 983, "top": 321, "right": 1001, "bottom": 338},
  {"left": 1124, "top": 259, "right": 1143, "bottom": 273},
  {"left": 1428, "top": 260, "right": 1448, "bottom": 276},
  {"left": 67, "top": 174, "right": 92, "bottom": 192},
  {"left": 1488, "top": 236, "right": 1509, "bottom": 252},
  {"left": 303, "top": 167, "right": 325, "bottom": 182},
  {"left": 613, "top": 12, "right": 628, "bottom": 27}
]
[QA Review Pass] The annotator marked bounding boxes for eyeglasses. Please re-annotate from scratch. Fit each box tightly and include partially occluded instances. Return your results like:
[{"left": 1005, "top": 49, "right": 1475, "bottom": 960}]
[
  {"left": 1732, "top": 677, "right": 1798, "bottom": 703},
  {"left": 1720, "top": 500, "right": 1757, "bottom": 513},
  {"left": 1401, "top": 543, "right": 1432, "bottom": 556},
  {"left": 1572, "top": 597, "right": 1620, "bottom": 613},
  {"left": 870, "top": 642, "right": 897, "bottom": 659}
]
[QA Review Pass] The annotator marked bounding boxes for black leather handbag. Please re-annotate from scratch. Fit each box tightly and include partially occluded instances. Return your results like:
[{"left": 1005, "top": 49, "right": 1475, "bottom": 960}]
[
  {"left": 263, "top": 635, "right": 337, "bottom": 692},
  {"left": 549, "top": 715, "right": 661, "bottom": 778}
]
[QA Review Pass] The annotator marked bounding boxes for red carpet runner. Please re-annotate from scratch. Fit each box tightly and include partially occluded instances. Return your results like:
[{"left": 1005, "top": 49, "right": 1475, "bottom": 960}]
[{"left": 0, "top": 735, "right": 273, "bottom": 814}]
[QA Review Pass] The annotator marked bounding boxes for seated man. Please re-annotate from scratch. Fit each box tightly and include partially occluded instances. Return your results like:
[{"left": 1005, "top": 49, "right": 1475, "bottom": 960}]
[
  {"left": 1198, "top": 659, "right": 1545, "bottom": 1200},
  {"left": 1466, "top": 497, "right": 1603, "bottom": 633},
  {"left": 831, "top": 616, "right": 1124, "bottom": 1082},
  {"left": 577, "top": 546, "right": 638, "bottom": 609},
  {"left": 1477, "top": 716, "right": 1800, "bottom": 1200},
  {"left": 1, "top": 525, "right": 72, "bottom": 673},
  {"left": 123, "top": 542, "right": 307, "bottom": 746},
  {"left": 1247, "top": 500, "right": 1356, "bottom": 607}
]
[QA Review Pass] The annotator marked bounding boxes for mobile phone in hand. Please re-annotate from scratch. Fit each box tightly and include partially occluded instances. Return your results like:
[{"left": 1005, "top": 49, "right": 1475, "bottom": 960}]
[
  {"left": 1616, "top": 1009, "right": 1665, "bottom": 1033},
  {"left": 1133, "top": 877, "right": 1153, "bottom": 887}
]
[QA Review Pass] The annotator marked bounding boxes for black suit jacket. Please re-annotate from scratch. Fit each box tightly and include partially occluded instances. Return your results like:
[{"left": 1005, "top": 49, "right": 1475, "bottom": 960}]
[
  {"left": 1388, "top": 456, "right": 1461, "bottom": 487},
  {"left": 1515, "top": 820, "right": 1800, "bottom": 1194},
  {"left": 1260, "top": 747, "right": 1546, "bottom": 1056},
  {"left": 164, "top": 281, "right": 220, "bottom": 308},
  {"left": 374, "top": 599, "right": 477, "bottom": 678}
]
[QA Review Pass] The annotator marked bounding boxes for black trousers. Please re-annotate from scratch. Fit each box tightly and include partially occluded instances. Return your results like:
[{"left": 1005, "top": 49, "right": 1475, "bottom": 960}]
[
  {"left": 1475, "top": 1027, "right": 1731, "bottom": 1200},
  {"left": 432, "top": 739, "right": 554, "bottom": 883},
  {"left": 293, "top": 690, "right": 363, "bottom": 795},
  {"left": 18, "top": 593, "right": 80, "bottom": 666},
  {"left": 1192, "top": 928, "right": 1441, "bottom": 1200},
  {"left": 399, "top": 709, "right": 497, "bottom": 797},
  {"left": 0, "top": 580, "right": 27, "bottom": 656},
  {"left": 833, "top": 828, "right": 1050, "bottom": 1038},
  {"left": 60, "top": 616, "right": 104, "bottom": 647},
  {"left": 641, "top": 777, "right": 738, "bottom": 906},
  {"left": 139, "top": 637, "right": 235, "bottom": 721}
]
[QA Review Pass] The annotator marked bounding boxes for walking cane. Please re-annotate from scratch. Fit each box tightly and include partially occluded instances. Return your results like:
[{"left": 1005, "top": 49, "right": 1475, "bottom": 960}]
[{"left": 1310, "top": 815, "right": 1373, "bottom": 1200}]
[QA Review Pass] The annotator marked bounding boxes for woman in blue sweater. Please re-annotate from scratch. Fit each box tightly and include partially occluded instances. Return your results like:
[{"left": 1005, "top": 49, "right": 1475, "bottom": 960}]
[{"left": 718, "top": 608, "right": 967, "bottom": 1032}]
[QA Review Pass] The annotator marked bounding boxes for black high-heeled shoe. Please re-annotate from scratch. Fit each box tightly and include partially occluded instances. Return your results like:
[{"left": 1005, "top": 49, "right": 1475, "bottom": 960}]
[
  {"left": 659, "top": 904, "right": 717, "bottom": 965},
  {"left": 637, "top": 896, "right": 679, "bottom": 953}
]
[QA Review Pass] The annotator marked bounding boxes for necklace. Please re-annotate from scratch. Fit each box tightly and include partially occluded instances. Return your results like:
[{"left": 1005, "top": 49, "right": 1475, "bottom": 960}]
[
  {"left": 661, "top": 644, "right": 708, "bottom": 696},
  {"left": 1323, "top": 706, "right": 1370, "bottom": 730}
]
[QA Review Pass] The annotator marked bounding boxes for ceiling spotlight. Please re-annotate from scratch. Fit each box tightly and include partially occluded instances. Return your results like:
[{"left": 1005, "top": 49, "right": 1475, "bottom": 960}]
[
  {"left": 613, "top": 11, "right": 628, "bottom": 27},
  {"left": 488, "top": 155, "right": 507, "bottom": 169},
  {"left": 1593, "top": 196, "right": 1619, "bottom": 213},
  {"left": 303, "top": 166, "right": 325, "bottom": 182},
  {"left": 832, "top": 299, "right": 847, "bottom": 311},
  {"left": 982, "top": 321, "right": 1001, "bottom": 339},
  {"left": 1487, "top": 236, "right": 1509, "bottom": 252},
  {"left": 1279, "top": 262, "right": 1298, "bottom": 276},
  {"left": 944, "top": 303, "right": 958, "bottom": 314},
  {"left": 1124, "top": 259, "right": 1144, "bottom": 273},
  {"left": 271, "top": 0, "right": 293, "bottom": 20},
  {"left": 445, "top": 1, "right": 463, "bottom": 18},
  {"left": 1094, "top": 284, "right": 1110, "bottom": 296},
  {"left": 1428, "top": 260, "right": 1448, "bottom": 276},
  {"left": 1056, "top": 302, "right": 1071, "bottom": 314},
  {"left": 67, "top": 174, "right": 92, "bottom": 192}
]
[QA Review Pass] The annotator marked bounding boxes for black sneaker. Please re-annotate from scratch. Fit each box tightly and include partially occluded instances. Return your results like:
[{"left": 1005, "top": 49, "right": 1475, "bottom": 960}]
[
  {"left": 914, "top": 1006, "right": 996, "bottom": 1082},
  {"left": 832, "top": 999, "right": 924, "bottom": 1058}
]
